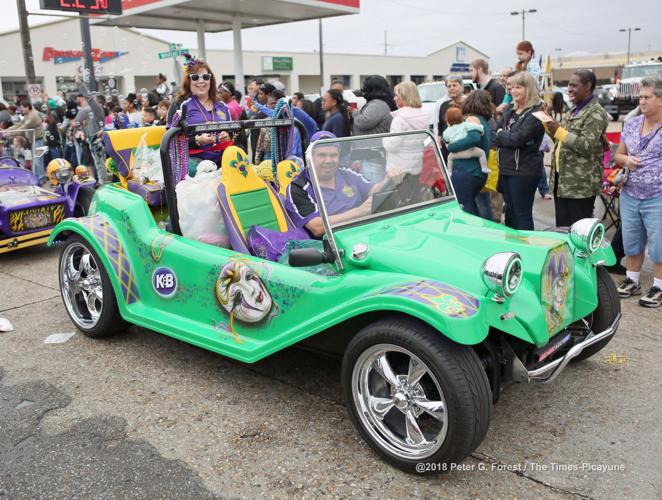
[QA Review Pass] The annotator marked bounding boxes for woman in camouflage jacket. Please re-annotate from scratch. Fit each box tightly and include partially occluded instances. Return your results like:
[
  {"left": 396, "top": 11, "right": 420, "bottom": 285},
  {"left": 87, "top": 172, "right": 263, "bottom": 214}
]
[{"left": 545, "top": 70, "right": 609, "bottom": 227}]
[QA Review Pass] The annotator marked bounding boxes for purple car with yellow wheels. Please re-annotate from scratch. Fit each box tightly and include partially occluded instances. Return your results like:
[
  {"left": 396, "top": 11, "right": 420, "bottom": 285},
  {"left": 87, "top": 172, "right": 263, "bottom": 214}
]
[{"left": 0, "top": 157, "right": 96, "bottom": 254}]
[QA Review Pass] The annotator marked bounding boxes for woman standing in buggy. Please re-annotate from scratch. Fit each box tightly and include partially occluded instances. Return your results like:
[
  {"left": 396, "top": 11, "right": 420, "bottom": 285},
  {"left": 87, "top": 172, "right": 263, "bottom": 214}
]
[{"left": 167, "top": 54, "right": 232, "bottom": 175}]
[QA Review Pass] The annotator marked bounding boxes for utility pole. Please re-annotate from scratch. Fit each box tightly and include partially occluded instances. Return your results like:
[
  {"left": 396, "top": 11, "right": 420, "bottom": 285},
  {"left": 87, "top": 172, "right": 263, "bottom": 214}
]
[
  {"left": 619, "top": 27, "right": 641, "bottom": 65},
  {"left": 79, "top": 14, "right": 98, "bottom": 91},
  {"left": 318, "top": 18, "right": 325, "bottom": 91},
  {"left": 510, "top": 9, "right": 537, "bottom": 40},
  {"left": 16, "top": 0, "right": 36, "bottom": 85}
]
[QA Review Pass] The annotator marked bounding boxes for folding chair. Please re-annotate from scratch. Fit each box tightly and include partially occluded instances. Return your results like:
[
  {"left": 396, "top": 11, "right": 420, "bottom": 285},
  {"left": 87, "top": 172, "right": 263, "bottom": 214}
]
[{"left": 599, "top": 138, "right": 621, "bottom": 232}]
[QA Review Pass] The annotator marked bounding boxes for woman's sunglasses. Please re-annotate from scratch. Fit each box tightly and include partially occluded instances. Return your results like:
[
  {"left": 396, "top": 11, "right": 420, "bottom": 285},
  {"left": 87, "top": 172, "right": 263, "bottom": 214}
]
[{"left": 189, "top": 73, "right": 211, "bottom": 82}]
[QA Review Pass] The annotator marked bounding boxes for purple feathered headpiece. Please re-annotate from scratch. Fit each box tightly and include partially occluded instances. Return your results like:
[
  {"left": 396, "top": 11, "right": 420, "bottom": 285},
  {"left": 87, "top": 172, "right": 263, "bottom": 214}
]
[{"left": 183, "top": 52, "right": 202, "bottom": 72}]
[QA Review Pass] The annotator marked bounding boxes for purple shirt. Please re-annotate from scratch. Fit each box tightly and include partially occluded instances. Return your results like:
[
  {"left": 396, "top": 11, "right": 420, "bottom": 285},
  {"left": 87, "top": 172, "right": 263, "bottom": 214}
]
[
  {"left": 572, "top": 95, "right": 594, "bottom": 117},
  {"left": 180, "top": 96, "right": 231, "bottom": 162},
  {"left": 285, "top": 168, "right": 373, "bottom": 228},
  {"left": 621, "top": 115, "right": 662, "bottom": 199}
]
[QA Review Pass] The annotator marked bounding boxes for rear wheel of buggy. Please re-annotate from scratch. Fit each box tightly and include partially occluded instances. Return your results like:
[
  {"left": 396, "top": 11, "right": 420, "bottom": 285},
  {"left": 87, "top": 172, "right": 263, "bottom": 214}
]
[
  {"left": 342, "top": 317, "right": 492, "bottom": 474},
  {"left": 58, "top": 234, "right": 129, "bottom": 338},
  {"left": 571, "top": 265, "right": 621, "bottom": 363}
]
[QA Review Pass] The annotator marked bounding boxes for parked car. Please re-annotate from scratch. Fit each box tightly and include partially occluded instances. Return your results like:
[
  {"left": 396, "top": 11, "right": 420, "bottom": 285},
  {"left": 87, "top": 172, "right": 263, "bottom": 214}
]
[
  {"left": 418, "top": 80, "right": 477, "bottom": 137},
  {"left": 596, "top": 84, "right": 620, "bottom": 121},
  {"left": 50, "top": 125, "right": 620, "bottom": 474},
  {"left": 1, "top": 156, "right": 95, "bottom": 254}
]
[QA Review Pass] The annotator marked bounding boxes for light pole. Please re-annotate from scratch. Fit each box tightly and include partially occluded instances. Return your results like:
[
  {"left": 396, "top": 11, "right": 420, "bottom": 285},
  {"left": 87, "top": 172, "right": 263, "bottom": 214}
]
[
  {"left": 511, "top": 9, "right": 537, "bottom": 40},
  {"left": 619, "top": 27, "right": 641, "bottom": 65}
]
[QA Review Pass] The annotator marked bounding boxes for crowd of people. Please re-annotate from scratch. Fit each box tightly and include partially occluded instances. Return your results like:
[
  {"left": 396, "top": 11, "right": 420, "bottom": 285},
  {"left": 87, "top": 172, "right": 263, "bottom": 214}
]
[
  {"left": 0, "top": 73, "right": 177, "bottom": 183},
  {"left": 1, "top": 38, "right": 660, "bottom": 308}
]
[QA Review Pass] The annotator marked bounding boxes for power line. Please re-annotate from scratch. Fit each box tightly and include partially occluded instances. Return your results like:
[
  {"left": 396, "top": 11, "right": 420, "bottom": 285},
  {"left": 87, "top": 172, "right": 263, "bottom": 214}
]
[{"left": 382, "top": 0, "right": 509, "bottom": 17}]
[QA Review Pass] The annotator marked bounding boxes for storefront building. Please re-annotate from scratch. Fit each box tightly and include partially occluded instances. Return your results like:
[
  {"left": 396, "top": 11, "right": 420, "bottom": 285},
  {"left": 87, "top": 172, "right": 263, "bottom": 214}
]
[{"left": 0, "top": 18, "right": 488, "bottom": 101}]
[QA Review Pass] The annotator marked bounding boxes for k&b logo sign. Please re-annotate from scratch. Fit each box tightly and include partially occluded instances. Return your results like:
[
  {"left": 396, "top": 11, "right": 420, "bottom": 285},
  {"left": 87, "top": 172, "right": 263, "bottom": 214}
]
[{"left": 152, "top": 267, "right": 177, "bottom": 298}]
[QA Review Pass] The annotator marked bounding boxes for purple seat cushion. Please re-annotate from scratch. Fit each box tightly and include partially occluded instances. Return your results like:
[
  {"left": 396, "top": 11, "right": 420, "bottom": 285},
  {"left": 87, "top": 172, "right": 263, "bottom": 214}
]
[{"left": 247, "top": 225, "right": 309, "bottom": 262}]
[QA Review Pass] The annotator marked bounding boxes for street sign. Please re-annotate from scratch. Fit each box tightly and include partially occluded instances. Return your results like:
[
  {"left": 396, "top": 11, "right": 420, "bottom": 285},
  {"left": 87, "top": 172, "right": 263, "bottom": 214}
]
[
  {"left": 158, "top": 49, "right": 189, "bottom": 60},
  {"left": 262, "top": 56, "right": 293, "bottom": 72},
  {"left": 28, "top": 84, "right": 42, "bottom": 97}
]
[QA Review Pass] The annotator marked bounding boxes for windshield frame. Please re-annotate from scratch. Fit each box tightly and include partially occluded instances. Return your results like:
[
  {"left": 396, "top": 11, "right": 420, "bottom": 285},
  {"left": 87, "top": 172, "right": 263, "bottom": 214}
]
[{"left": 306, "top": 130, "right": 453, "bottom": 270}]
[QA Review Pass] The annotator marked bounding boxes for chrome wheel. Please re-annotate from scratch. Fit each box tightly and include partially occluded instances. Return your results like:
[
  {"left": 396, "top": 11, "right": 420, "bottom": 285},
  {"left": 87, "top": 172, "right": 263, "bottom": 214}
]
[
  {"left": 351, "top": 343, "right": 448, "bottom": 460},
  {"left": 60, "top": 242, "right": 103, "bottom": 329}
]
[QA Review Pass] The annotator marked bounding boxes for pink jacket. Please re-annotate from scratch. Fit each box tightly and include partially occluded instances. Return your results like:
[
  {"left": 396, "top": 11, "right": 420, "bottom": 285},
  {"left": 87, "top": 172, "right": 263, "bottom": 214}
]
[{"left": 383, "top": 106, "right": 429, "bottom": 174}]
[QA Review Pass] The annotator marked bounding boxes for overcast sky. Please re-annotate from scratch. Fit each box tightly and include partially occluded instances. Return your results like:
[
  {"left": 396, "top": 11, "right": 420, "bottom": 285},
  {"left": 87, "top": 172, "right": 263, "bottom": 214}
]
[{"left": 3, "top": 0, "right": 662, "bottom": 70}]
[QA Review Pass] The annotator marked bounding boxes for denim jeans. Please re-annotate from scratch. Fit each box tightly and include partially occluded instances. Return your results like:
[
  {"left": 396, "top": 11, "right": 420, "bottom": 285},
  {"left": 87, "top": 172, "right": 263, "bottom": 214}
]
[
  {"left": 620, "top": 190, "right": 662, "bottom": 263},
  {"left": 475, "top": 191, "right": 494, "bottom": 221},
  {"left": 64, "top": 144, "right": 79, "bottom": 168},
  {"left": 499, "top": 174, "right": 539, "bottom": 230},
  {"left": 452, "top": 167, "right": 486, "bottom": 216},
  {"left": 537, "top": 164, "right": 550, "bottom": 195}
]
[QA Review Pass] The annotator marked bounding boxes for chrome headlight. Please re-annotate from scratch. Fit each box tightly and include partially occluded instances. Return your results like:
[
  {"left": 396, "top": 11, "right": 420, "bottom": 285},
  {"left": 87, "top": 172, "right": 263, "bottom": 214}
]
[
  {"left": 570, "top": 219, "right": 604, "bottom": 256},
  {"left": 482, "top": 252, "right": 523, "bottom": 302}
]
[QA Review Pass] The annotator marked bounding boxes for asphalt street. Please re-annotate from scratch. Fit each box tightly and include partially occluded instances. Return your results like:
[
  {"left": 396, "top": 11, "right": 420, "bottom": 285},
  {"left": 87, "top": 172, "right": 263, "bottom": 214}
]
[{"left": 1, "top": 196, "right": 660, "bottom": 498}]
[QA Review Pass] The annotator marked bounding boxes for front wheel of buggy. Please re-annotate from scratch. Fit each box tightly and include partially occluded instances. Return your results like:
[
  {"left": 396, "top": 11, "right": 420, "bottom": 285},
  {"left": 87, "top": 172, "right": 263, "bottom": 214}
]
[
  {"left": 342, "top": 317, "right": 492, "bottom": 474},
  {"left": 58, "top": 235, "right": 129, "bottom": 338},
  {"left": 571, "top": 265, "right": 621, "bottom": 363}
]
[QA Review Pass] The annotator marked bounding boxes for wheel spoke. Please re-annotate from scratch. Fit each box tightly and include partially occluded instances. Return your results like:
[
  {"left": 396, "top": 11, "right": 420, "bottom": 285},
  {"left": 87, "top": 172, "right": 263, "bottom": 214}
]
[
  {"left": 81, "top": 253, "right": 96, "bottom": 276},
  {"left": 64, "top": 282, "right": 78, "bottom": 304},
  {"left": 415, "top": 399, "right": 446, "bottom": 421},
  {"left": 84, "top": 291, "right": 101, "bottom": 320},
  {"left": 369, "top": 396, "right": 395, "bottom": 419},
  {"left": 405, "top": 409, "right": 426, "bottom": 446},
  {"left": 65, "top": 258, "right": 81, "bottom": 283},
  {"left": 406, "top": 357, "right": 428, "bottom": 387},
  {"left": 373, "top": 354, "right": 400, "bottom": 387}
]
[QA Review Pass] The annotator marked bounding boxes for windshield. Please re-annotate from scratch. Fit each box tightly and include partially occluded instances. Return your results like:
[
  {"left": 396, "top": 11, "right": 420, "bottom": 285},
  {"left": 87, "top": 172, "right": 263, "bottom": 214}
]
[
  {"left": 622, "top": 64, "right": 662, "bottom": 79},
  {"left": 307, "top": 131, "right": 452, "bottom": 232},
  {"left": 417, "top": 83, "right": 447, "bottom": 103}
]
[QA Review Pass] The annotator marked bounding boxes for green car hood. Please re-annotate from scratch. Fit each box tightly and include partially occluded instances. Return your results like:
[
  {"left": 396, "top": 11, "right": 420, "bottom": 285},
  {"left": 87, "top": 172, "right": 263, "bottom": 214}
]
[{"left": 335, "top": 202, "right": 607, "bottom": 344}]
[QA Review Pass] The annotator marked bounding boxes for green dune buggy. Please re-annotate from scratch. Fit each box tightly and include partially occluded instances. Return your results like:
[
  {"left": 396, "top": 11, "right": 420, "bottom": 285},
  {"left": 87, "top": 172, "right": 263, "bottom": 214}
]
[{"left": 49, "top": 121, "right": 620, "bottom": 474}]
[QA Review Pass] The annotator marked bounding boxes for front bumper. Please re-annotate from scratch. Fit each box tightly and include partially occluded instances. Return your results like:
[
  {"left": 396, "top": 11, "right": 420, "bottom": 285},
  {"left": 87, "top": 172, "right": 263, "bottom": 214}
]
[
  {"left": 512, "top": 313, "right": 621, "bottom": 384},
  {"left": 0, "top": 229, "right": 54, "bottom": 254}
]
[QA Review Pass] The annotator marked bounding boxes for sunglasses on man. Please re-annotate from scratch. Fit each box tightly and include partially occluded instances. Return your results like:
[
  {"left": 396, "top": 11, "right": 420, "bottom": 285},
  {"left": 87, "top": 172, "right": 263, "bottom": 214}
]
[{"left": 189, "top": 73, "right": 211, "bottom": 82}]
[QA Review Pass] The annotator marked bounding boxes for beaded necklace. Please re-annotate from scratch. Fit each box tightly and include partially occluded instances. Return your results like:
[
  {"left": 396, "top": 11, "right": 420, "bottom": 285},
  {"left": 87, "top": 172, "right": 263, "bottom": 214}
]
[{"left": 193, "top": 95, "right": 215, "bottom": 122}]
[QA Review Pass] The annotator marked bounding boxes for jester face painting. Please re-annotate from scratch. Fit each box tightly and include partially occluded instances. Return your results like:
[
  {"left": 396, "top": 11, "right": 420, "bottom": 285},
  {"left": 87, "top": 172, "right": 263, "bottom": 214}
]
[
  {"left": 216, "top": 261, "right": 273, "bottom": 323},
  {"left": 542, "top": 247, "right": 573, "bottom": 334}
]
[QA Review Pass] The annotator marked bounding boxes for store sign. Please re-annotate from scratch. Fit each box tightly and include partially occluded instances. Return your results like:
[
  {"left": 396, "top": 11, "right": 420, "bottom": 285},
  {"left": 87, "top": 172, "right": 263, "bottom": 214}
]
[
  {"left": 43, "top": 47, "right": 128, "bottom": 64},
  {"left": 450, "top": 63, "right": 470, "bottom": 73},
  {"left": 262, "top": 56, "right": 293, "bottom": 72}
]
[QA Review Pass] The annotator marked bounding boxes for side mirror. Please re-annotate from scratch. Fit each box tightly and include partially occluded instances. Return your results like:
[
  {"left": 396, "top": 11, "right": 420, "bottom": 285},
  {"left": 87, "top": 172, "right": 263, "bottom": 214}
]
[{"left": 288, "top": 247, "right": 334, "bottom": 267}]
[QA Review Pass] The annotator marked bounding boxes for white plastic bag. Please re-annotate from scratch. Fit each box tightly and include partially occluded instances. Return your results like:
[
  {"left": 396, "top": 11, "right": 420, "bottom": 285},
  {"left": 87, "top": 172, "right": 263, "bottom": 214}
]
[
  {"left": 176, "top": 167, "right": 229, "bottom": 247},
  {"left": 132, "top": 133, "right": 164, "bottom": 186}
]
